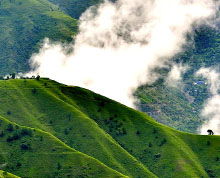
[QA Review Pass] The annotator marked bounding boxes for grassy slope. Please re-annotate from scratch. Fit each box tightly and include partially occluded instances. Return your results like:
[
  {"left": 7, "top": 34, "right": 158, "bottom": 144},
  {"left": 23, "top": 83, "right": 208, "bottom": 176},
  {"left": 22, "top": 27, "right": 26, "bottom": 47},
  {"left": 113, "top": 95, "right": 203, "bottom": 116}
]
[
  {"left": 0, "top": 79, "right": 155, "bottom": 178},
  {"left": 1, "top": 79, "right": 220, "bottom": 177},
  {"left": 61, "top": 83, "right": 209, "bottom": 178},
  {"left": 0, "top": 170, "right": 20, "bottom": 178},
  {"left": 0, "top": 115, "right": 127, "bottom": 178},
  {"left": 0, "top": 0, "right": 77, "bottom": 75}
]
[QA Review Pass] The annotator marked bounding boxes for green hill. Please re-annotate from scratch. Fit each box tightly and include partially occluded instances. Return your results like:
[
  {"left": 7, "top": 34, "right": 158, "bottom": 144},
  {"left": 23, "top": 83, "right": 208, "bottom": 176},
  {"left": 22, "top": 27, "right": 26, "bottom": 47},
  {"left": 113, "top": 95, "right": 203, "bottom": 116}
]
[
  {"left": 0, "top": 0, "right": 77, "bottom": 75},
  {"left": 0, "top": 78, "right": 220, "bottom": 177},
  {"left": 1, "top": 0, "right": 220, "bottom": 135},
  {"left": 0, "top": 110, "right": 127, "bottom": 178}
]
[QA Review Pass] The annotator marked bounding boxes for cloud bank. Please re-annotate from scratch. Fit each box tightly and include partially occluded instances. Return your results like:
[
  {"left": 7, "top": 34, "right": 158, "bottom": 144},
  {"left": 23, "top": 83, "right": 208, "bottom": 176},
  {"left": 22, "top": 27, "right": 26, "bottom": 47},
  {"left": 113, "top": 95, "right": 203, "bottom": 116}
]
[
  {"left": 196, "top": 68, "right": 220, "bottom": 135},
  {"left": 28, "top": 0, "right": 218, "bottom": 107}
]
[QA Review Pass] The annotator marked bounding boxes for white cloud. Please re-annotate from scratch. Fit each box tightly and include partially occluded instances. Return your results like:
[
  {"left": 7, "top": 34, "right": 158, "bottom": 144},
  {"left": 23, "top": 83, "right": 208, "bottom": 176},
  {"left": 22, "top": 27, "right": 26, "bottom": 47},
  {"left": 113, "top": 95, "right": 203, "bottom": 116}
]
[
  {"left": 196, "top": 68, "right": 220, "bottom": 135},
  {"left": 28, "top": 0, "right": 218, "bottom": 107},
  {"left": 165, "top": 64, "right": 189, "bottom": 88}
]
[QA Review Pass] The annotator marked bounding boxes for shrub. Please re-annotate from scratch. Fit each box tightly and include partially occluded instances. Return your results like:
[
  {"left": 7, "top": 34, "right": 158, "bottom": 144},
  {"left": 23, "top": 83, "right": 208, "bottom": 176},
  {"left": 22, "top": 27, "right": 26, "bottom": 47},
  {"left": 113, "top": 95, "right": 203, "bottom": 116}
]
[
  {"left": 154, "top": 153, "right": 161, "bottom": 158},
  {"left": 21, "top": 143, "right": 29, "bottom": 150},
  {"left": 16, "top": 162, "right": 22, "bottom": 168},
  {"left": 159, "top": 138, "right": 167, "bottom": 146},
  {"left": 7, "top": 111, "right": 11, "bottom": 115},
  {"left": 67, "top": 113, "right": 71, "bottom": 121},
  {"left": 136, "top": 131, "right": 140, "bottom": 135},
  {"left": 149, "top": 142, "right": 152, "bottom": 147},
  {"left": 21, "top": 128, "right": 32, "bottom": 137},
  {"left": 6, "top": 136, "right": 13, "bottom": 142},
  {"left": 12, "top": 133, "right": 20, "bottom": 140},
  {"left": 64, "top": 128, "right": 69, "bottom": 135},
  {"left": 57, "top": 163, "right": 62, "bottom": 170},
  {"left": 207, "top": 141, "right": 211, "bottom": 146},
  {"left": 32, "top": 88, "right": 37, "bottom": 94},
  {"left": 0, "top": 131, "right": 4, "bottom": 137},
  {"left": 7, "top": 124, "right": 14, "bottom": 132},
  {"left": 122, "top": 128, "right": 127, "bottom": 135}
]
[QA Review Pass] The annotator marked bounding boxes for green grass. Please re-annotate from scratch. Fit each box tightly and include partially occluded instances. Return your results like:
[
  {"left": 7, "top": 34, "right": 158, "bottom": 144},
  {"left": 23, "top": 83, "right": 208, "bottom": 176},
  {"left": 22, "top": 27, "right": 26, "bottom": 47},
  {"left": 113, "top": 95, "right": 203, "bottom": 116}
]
[
  {"left": 0, "top": 113, "right": 127, "bottom": 178},
  {"left": 0, "top": 170, "right": 20, "bottom": 178},
  {"left": 0, "top": 78, "right": 220, "bottom": 177}
]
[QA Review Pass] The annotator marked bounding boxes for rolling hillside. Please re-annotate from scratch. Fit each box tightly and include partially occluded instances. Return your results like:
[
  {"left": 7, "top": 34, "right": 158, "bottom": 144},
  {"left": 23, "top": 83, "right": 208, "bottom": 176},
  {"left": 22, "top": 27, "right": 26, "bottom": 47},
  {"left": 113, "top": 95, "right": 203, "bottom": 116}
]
[
  {"left": 0, "top": 78, "right": 219, "bottom": 178},
  {"left": 1, "top": 0, "right": 220, "bottom": 134}
]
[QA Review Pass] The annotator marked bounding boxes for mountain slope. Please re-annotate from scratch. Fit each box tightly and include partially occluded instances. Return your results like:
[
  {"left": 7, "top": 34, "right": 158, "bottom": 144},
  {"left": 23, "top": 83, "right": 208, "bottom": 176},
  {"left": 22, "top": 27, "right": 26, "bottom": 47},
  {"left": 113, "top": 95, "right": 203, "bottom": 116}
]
[
  {"left": 136, "top": 25, "right": 220, "bottom": 133},
  {"left": 0, "top": 0, "right": 77, "bottom": 75},
  {"left": 0, "top": 171, "right": 20, "bottom": 178},
  {"left": 0, "top": 115, "right": 127, "bottom": 178},
  {"left": 0, "top": 79, "right": 156, "bottom": 178},
  {"left": 0, "top": 78, "right": 220, "bottom": 177}
]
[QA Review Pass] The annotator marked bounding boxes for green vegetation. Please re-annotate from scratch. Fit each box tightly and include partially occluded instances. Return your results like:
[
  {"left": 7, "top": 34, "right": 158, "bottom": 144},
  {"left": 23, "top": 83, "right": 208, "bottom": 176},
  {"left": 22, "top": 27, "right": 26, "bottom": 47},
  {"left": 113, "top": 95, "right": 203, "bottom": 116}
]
[
  {"left": 48, "top": 0, "right": 102, "bottom": 19},
  {"left": 0, "top": 78, "right": 220, "bottom": 177},
  {"left": 0, "top": 109, "right": 127, "bottom": 178},
  {"left": 136, "top": 25, "right": 220, "bottom": 133},
  {"left": 0, "top": 0, "right": 219, "bottom": 134},
  {"left": 0, "top": 0, "right": 77, "bottom": 75},
  {"left": 0, "top": 170, "right": 20, "bottom": 178}
]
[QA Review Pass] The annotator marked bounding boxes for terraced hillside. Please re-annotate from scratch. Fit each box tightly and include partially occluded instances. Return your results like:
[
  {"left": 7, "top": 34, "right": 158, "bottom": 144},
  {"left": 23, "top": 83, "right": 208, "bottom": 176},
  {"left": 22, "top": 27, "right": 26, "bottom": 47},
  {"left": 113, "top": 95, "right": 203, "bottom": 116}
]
[{"left": 0, "top": 78, "right": 220, "bottom": 178}]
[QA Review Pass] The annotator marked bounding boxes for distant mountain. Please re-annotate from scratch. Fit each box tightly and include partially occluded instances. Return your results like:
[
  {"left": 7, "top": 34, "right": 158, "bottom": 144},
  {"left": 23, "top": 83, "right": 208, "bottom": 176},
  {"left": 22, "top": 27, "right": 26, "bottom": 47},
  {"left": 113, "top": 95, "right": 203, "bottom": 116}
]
[
  {"left": 0, "top": 78, "right": 220, "bottom": 178},
  {"left": 0, "top": 0, "right": 77, "bottom": 75},
  {"left": 137, "top": 25, "right": 220, "bottom": 133},
  {"left": 48, "top": 0, "right": 102, "bottom": 19}
]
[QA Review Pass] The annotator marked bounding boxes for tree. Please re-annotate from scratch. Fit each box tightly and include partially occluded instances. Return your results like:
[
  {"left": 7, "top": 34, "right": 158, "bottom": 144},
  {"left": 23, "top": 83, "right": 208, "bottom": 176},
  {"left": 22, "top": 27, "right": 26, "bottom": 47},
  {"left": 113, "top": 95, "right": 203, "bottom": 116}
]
[
  {"left": 11, "top": 73, "right": 16, "bottom": 79},
  {"left": 207, "top": 129, "right": 214, "bottom": 135},
  {"left": 36, "top": 75, "right": 40, "bottom": 80}
]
